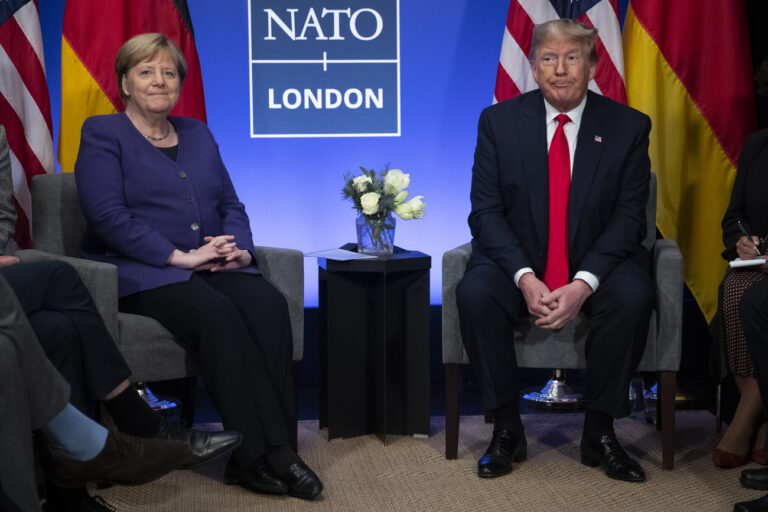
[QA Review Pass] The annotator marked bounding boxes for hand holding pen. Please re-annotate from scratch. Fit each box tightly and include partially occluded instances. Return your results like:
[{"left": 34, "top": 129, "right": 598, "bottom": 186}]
[{"left": 737, "top": 219, "right": 763, "bottom": 259}]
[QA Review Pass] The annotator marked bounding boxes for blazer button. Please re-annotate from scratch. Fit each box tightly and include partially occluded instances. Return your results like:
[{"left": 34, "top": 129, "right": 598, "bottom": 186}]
[
  {"left": 190, "top": 222, "right": 199, "bottom": 231},
  {"left": 187, "top": 197, "right": 194, "bottom": 203},
  {"left": 178, "top": 171, "right": 187, "bottom": 178}
]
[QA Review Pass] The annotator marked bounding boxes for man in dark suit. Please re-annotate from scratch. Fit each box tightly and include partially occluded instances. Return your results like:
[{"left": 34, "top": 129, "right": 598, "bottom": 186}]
[{"left": 457, "top": 18, "right": 653, "bottom": 482}]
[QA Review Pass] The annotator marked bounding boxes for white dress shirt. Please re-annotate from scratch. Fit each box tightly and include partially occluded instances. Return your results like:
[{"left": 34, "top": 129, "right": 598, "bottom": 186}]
[{"left": 513, "top": 95, "right": 600, "bottom": 293}]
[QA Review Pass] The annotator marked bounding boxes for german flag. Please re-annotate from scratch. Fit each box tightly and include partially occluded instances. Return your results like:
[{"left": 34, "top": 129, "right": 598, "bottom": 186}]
[
  {"left": 59, "top": 0, "right": 206, "bottom": 172},
  {"left": 623, "top": 0, "right": 757, "bottom": 322}
]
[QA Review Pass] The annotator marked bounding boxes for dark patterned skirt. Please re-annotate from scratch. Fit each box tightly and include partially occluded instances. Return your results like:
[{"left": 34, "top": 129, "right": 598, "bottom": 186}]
[{"left": 722, "top": 269, "right": 768, "bottom": 378}]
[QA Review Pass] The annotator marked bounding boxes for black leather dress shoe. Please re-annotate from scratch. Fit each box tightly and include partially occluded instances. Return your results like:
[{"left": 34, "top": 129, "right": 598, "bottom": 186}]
[
  {"left": 154, "top": 417, "right": 242, "bottom": 469},
  {"left": 224, "top": 462, "right": 289, "bottom": 495},
  {"left": 477, "top": 429, "right": 527, "bottom": 478},
  {"left": 285, "top": 461, "right": 324, "bottom": 500},
  {"left": 741, "top": 468, "right": 768, "bottom": 490},
  {"left": 580, "top": 433, "right": 645, "bottom": 482},
  {"left": 734, "top": 494, "right": 768, "bottom": 512}
]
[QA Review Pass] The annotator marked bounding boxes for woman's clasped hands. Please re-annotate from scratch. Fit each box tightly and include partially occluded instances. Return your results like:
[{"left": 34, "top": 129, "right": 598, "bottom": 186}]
[
  {"left": 198, "top": 235, "right": 252, "bottom": 271},
  {"left": 167, "top": 235, "right": 252, "bottom": 271}
]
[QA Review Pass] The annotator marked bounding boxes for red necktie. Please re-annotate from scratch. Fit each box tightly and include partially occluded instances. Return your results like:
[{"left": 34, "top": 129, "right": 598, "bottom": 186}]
[{"left": 544, "top": 113, "right": 571, "bottom": 290}]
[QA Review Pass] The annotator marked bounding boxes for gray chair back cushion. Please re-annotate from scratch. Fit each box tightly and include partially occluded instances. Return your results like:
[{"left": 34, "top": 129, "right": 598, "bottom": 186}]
[{"left": 31, "top": 173, "right": 85, "bottom": 257}]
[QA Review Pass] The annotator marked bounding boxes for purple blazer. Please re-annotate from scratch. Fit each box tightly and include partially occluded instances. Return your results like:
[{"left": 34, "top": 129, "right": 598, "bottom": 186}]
[{"left": 75, "top": 112, "right": 258, "bottom": 297}]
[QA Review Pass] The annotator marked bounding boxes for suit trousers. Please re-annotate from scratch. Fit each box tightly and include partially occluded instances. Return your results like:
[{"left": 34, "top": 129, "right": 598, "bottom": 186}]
[
  {"left": 456, "top": 252, "right": 653, "bottom": 418},
  {"left": 0, "top": 274, "right": 70, "bottom": 512},
  {"left": 119, "top": 271, "right": 295, "bottom": 468},
  {"left": 739, "top": 278, "right": 768, "bottom": 436},
  {"left": 0, "top": 261, "right": 132, "bottom": 418}
]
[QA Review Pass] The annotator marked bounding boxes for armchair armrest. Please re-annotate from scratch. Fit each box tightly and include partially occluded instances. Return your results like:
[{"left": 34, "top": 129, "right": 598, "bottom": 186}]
[
  {"left": 653, "top": 240, "right": 683, "bottom": 371},
  {"left": 252, "top": 246, "right": 304, "bottom": 361},
  {"left": 15, "top": 249, "right": 120, "bottom": 343},
  {"left": 442, "top": 242, "right": 472, "bottom": 364}
]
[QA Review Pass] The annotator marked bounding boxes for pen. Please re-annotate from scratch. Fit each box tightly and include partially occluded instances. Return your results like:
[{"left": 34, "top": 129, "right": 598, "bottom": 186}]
[{"left": 738, "top": 219, "right": 762, "bottom": 256}]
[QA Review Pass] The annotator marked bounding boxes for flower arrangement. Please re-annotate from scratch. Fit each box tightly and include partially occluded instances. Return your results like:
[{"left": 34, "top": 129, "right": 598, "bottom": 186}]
[{"left": 342, "top": 166, "right": 425, "bottom": 255}]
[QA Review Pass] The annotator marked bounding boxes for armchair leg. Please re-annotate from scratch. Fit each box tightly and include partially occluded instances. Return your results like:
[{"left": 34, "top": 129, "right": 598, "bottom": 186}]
[
  {"left": 292, "top": 361, "right": 300, "bottom": 453},
  {"left": 445, "top": 364, "right": 461, "bottom": 459},
  {"left": 658, "top": 370, "right": 676, "bottom": 469}
]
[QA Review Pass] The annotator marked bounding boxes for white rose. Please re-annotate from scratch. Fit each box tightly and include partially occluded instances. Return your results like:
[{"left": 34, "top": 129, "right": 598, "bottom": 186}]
[
  {"left": 360, "top": 192, "right": 380, "bottom": 215},
  {"left": 394, "top": 202, "right": 413, "bottom": 220},
  {"left": 394, "top": 196, "right": 425, "bottom": 220},
  {"left": 408, "top": 196, "right": 425, "bottom": 218},
  {"left": 383, "top": 169, "right": 410, "bottom": 194},
  {"left": 394, "top": 190, "right": 408, "bottom": 205},
  {"left": 352, "top": 175, "right": 372, "bottom": 193}
]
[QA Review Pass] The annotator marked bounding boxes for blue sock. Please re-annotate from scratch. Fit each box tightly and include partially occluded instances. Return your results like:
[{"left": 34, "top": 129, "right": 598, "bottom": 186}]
[{"left": 42, "top": 404, "right": 109, "bottom": 461}]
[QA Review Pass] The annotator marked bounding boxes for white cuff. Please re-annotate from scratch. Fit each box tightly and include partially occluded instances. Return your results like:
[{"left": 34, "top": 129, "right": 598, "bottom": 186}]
[
  {"left": 573, "top": 270, "right": 599, "bottom": 292},
  {"left": 514, "top": 267, "right": 534, "bottom": 288}
]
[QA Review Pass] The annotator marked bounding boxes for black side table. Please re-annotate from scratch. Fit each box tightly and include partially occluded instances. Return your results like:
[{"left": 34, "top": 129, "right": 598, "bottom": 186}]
[{"left": 318, "top": 244, "right": 431, "bottom": 443}]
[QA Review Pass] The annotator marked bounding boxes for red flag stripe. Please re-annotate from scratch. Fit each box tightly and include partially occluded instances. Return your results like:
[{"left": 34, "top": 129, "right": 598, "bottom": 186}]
[
  {"left": 11, "top": 197, "right": 31, "bottom": 249},
  {"left": 0, "top": 93, "right": 47, "bottom": 185},
  {"left": 607, "top": 0, "right": 620, "bottom": 22},
  {"left": 0, "top": 15, "right": 52, "bottom": 135},
  {"left": 506, "top": 0, "right": 536, "bottom": 60},
  {"left": 578, "top": 15, "right": 626, "bottom": 105},
  {"left": 494, "top": 63, "right": 522, "bottom": 103}
]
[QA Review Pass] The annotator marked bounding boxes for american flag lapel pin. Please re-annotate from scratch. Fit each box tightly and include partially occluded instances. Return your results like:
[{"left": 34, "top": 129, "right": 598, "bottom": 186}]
[{"left": 594, "top": 135, "right": 602, "bottom": 143}]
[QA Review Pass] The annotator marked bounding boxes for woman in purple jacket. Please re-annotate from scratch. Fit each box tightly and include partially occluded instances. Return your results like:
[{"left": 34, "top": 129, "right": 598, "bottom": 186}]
[{"left": 75, "top": 33, "right": 322, "bottom": 501}]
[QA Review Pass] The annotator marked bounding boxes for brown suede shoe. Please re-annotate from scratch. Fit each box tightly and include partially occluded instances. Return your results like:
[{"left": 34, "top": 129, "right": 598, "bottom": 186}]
[{"left": 49, "top": 430, "right": 190, "bottom": 487}]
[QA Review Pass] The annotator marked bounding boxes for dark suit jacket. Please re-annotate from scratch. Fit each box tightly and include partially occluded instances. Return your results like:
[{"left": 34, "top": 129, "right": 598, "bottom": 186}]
[
  {"left": 75, "top": 113, "right": 258, "bottom": 297},
  {"left": 468, "top": 90, "right": 652, "bottom": 285},
  {"left": 721, "top": 128, "right": 768, "bottom": 261}
]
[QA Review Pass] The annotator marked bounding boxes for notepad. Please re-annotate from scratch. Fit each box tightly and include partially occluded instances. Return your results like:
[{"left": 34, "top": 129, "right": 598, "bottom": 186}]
[
  {"left": 729, "top": 258, "right": 766, "bottom": 268},
  {"left": 304, "top": 248, "right": 377, "bottom": 260}
]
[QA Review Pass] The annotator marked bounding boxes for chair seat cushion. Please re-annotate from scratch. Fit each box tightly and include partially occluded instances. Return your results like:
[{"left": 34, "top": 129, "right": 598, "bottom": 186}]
[{"left": 117, "top": 313, "right": 198, "bottom": 383}]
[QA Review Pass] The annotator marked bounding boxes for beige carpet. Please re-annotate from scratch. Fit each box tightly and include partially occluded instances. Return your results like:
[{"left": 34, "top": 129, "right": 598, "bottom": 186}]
[{"left": 96, "top": 412, "right": 761, "bottom": 511}]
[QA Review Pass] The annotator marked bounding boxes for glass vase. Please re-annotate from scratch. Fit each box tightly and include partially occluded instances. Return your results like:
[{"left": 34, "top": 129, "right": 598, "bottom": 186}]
[{"left": 356, "top": 213, "right": 396, "bottom": 256}]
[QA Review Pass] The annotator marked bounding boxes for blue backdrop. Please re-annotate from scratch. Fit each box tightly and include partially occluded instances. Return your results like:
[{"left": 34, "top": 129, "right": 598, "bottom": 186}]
[{"left": 38, "top": 0, "right": 629, "bottom": 306}]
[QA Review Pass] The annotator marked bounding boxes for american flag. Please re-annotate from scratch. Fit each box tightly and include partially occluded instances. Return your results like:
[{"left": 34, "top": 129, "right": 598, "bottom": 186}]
[
  {"left": 494, "top": 0, "right": 626, "bottom": 104},
  {"left": 0, "top": 0, "right": 54, "bottom": 251}
]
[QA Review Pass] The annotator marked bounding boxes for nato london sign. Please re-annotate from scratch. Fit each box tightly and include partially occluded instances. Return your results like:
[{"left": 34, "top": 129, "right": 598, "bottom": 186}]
[{"left": 248, "top": 1, "right": 400, "bottom": 137}]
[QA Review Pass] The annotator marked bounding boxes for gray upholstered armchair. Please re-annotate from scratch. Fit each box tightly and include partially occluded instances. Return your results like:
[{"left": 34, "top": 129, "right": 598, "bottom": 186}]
[
  {"left": 441, "top": 173, "right": 683, "bottom": 469},
  {"left": 16, "top": 173, "right": 304, "bottom": 423}
]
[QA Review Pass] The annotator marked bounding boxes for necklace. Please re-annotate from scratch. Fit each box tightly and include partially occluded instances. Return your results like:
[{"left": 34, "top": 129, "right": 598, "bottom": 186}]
[
  {"left": 125, "top": 111, "right": 172, "bottom": 142},
  {"left": 143, "top": 123, "right": 171, "bottom": 142}
]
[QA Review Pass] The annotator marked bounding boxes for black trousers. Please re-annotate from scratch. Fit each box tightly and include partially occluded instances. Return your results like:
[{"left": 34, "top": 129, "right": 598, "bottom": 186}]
[
  {"left": 456, "top": 252, "right": 653, "bottom": 418},
  {"left": 740, "top": 279, "right": 768, "bottom": 429},
  {"left": 0, "top": 261, "right": 131, "bottom": 419},
  {"left": 119, "top": 272, "right": 295, "bottom": 468}
]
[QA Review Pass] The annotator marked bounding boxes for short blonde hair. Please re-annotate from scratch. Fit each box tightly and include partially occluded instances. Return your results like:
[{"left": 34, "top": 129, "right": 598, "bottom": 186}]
[
  {"left": 115, "top": 33, "right": 187, "bottom": 103},
  {"left": 529, "top": 19, "right": 598, "bottom": 64}
]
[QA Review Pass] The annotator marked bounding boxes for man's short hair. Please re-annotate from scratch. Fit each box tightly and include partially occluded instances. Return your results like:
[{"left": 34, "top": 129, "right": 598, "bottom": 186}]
[
  {"left": 529, "top": 19, "right": 598, "bottom": 64},
  {"left": 115, "top": 33, "right": 188, "bottom": 103}
]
